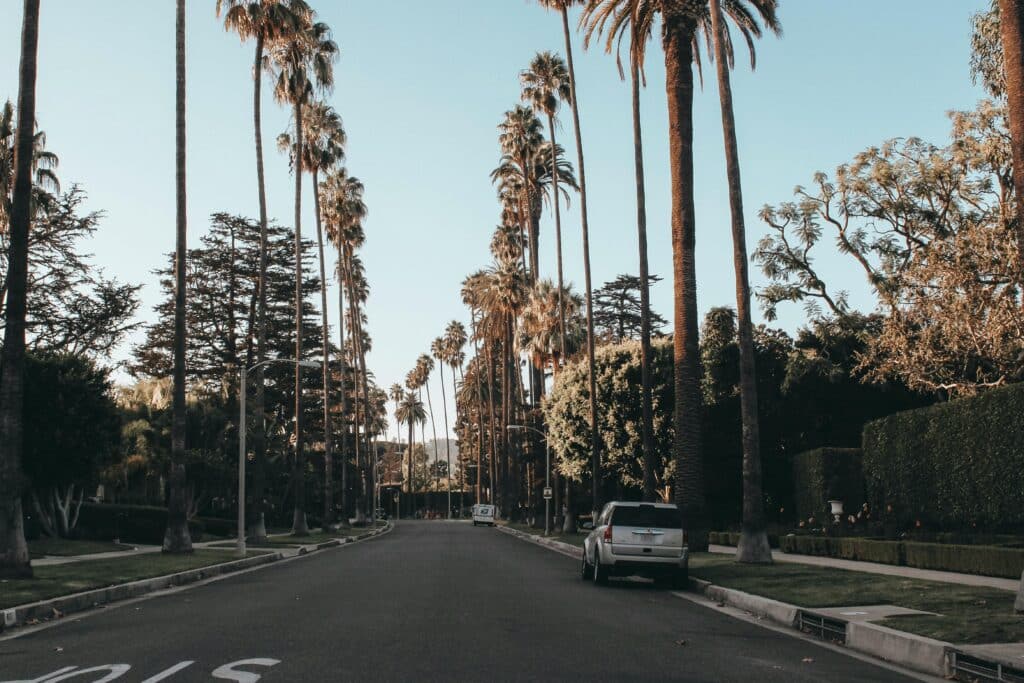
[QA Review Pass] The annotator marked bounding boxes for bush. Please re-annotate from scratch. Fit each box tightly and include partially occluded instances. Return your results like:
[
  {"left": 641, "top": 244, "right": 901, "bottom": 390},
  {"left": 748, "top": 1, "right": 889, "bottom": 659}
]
[
  {"left": 863, "top": 382, "right": 1024, "bottom": 532},
  {"left": 903, "top": 542, "right": 1024, "bottom": 579},
  {"left": 197, "top": 517, "right": 236, "bottom": 538},
  {"left": 791, "top": 448, "right": 865, "bottom": 523},
  {"left": 709, "top": 531, "right": 779, "bottom": 548},
  {"left": 76, "top": 503, "right": 203, "bottom": 544}
]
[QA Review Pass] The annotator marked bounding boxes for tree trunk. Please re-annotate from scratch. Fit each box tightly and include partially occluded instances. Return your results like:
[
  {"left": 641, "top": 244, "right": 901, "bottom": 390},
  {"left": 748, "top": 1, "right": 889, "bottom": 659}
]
[
  {"left": 998, "top": 0, "right": 1024, "bottom": 612},
  {"left": 631, "top": 30, "right": 657, "bottom": 504},
  {"left": 291, "top": 99, "right": 309, "bottom": 537},
  {"left": 165, "top": 0, "right": 193, "bottom": 555},
  {"left": 337, "top": 244, "right": 350, "bottom": 527},
  {"left": 249, "top": 34, "right": 270, "bottom": 542},
  {"left": 440, "top": 362, "right": 453, "bottom": 518},
  {"left": 560, "top": 6, "right": 601, "bottom": 524},
  {"left": 354, "top": 311, "right": 372, "bottom": 524},
  {"left": 548, "top": 116, "right": 568, "bottom": 379},
  {"left": 424, "top": 372, "right": 440, "bottom": 509},
  {"left": 662, "top": 11, "right": 708, "bottom": 552},
  {"left": 0, "top": 0, "right": 39, "bottom": 578},
  {"left": 484, "top": 339, "right": 499, "bottom": 507},
  {"left": 471, "top": 312, "right": 485, "bottom": 505},
  {"left": 313, "top": 170, "right": 334, "bottom": 529},
  {"left": 708, "top": 0, "right": 770, "bottom": 564}
]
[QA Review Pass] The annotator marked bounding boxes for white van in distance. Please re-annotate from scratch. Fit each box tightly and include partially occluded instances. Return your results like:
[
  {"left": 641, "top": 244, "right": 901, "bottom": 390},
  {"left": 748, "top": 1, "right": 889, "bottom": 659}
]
[{"left": 472, "top": 504, "right": 496, "bottom": 526}]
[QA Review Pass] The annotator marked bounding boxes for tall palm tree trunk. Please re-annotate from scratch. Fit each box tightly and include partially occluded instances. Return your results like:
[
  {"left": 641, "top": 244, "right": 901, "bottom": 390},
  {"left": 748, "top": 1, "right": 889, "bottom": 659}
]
[
  {"left": 250, "top": 32, "right": 270, "bottom": 543},
  {"left": 547, "top": 118, "right": 568, "bottom": 376},
  {"left": 471, "top": 313, "right": 485, "bottom": 505},
  {"left": 313, "top": 171, "right": 334, "bottom": 528},
  {"left": 406, "top": 420, "right": 414, "bottom": 517},
  {"left": 291, "top": 99, "right": 309, "bottom": 536},
  {"left": 165, "top": 0, "right": 193, "bottom": 554},
  {"left": 484, "top": 338, "right": 499, "bottom": 506},
  {"left": 559, "top": 6, "right": 601, "bottom": 523},
  {"left": 424, "top": 373, "right": 441, "bottom": 511},
  {"left": 439, "top": 363, "right": 453, "bottom": 517},
  {"left": 337, "top": 247, "right": 350, "bottom": 526},
  {"left": 996, "top": 0, "right": 1024, "bottom": 612},
  {"left": 631, "top": 35, "right": 656, "bottom": 504},
  {"left": 663, "top": 12, "right": 708, "bottom": 551},
  {"left": 708, "top": 0, "right": 769, "bottom": 563},
  {"left": 0, "top": 0, "right": 40, "bottom": 577},
  {"left": 354, "top": 313, "right": 373, "bottom": 520}
]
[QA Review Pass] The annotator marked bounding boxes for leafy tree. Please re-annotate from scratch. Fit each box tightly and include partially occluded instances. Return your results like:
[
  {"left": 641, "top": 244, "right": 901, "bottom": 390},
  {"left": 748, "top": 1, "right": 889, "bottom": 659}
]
[
  {"left": 973, "top": 1, "right": 1005, "bottom": 99},
  {"left": 592, "top": 274, "right": 666, "bottom": 343},
  {"left": 23, "top": 354, "right": 121, "bottom": 538},
  {"left": 756, "top": 102, "right": 1023, "bottom": 396}
]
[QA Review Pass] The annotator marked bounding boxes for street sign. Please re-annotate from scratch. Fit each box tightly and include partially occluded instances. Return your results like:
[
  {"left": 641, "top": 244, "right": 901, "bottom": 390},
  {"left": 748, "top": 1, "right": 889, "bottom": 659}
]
[{"left": 543, "top": 487, "right": 552, "bottom": 499}]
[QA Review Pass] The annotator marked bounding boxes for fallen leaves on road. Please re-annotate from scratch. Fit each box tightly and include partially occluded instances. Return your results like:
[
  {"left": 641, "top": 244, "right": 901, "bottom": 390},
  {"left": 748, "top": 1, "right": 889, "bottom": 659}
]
[{"left": 675, "top": 639, "right": 687, "bottom": 646}]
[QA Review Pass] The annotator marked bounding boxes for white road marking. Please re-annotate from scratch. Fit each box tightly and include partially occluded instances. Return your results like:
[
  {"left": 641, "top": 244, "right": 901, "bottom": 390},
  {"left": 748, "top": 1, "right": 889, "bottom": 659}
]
[
  {"left": 42, "top": 665, "right": 130, "bottom": 682},
  {"left": 211, "top": 659, "right": 281, "bottom": 682},
  {"left": 1, "top": 666, "right": 78, "bottom": 683},
  {"left": 139, "top": 662, "right": 194, "bottom": 682}
]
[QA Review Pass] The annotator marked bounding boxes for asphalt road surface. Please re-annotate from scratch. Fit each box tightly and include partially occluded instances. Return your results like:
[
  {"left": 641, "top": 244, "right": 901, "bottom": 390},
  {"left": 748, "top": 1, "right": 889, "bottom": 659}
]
[{"left": 0, "top": 522, "right": 921, "bottom": 682}]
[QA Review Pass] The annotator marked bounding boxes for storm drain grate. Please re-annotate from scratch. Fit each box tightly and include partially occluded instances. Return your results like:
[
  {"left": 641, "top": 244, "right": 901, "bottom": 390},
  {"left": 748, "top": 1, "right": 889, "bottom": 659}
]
[
  {"left": 951, "top": 652, "right": 1024, "bottom": 683},
  {"left": 797, "top": 611, "right": 846, "bottom": 645}
]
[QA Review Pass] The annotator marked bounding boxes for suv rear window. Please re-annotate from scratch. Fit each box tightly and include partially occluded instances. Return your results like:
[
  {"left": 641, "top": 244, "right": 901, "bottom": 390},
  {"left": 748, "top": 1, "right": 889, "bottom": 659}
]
[{"left": 610, "top": 505, "right": 682, "bottom": 528}]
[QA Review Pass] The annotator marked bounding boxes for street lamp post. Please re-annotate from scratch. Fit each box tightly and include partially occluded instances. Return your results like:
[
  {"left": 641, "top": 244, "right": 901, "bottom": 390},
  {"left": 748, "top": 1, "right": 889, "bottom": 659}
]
[
  {"left": 238, "top": 358, "right": 320, "bottom": 557},
  {"left": 507, "top": 424, "right": 551, "bottom": 536}
]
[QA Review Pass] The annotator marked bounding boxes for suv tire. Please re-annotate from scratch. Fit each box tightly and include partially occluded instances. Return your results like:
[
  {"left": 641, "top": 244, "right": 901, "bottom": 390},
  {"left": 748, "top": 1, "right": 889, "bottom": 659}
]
[
  {"left": 593, "top": 552, "right": 609, "bottom": 585},
  {"left": 671, "top": 567, "right": 689, "bottom": 590},
  {"left": 580, "top": 550, "right": 593, "bottom": 580}
]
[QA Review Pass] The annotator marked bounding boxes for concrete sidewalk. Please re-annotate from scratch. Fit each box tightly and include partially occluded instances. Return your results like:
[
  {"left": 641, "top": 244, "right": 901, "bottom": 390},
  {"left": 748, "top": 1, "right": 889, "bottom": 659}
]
[{"left": 708, "top": 544, "right": 1020, "bottom": 592}]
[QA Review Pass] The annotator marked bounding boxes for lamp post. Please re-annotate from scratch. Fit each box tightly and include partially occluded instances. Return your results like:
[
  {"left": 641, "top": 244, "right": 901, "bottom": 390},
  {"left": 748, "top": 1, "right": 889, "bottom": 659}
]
[
  {"left": 238, "top": 358, "right": 320, "bottom": 557},
  {"left": 507, "top": 424, "right": 550, "bottom": 536}
]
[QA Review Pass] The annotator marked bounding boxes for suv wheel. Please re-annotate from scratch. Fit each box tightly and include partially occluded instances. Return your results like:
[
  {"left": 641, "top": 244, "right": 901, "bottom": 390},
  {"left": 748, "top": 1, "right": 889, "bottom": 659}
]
[
  {"left": 672, "top": 567, "right": 689, "bottom": 590},
  {"left": 592, "top": 552, "right": 609, "bottom": 585},
  {"left": 580, "top": 550, "right": 593, "bottom": 580}
]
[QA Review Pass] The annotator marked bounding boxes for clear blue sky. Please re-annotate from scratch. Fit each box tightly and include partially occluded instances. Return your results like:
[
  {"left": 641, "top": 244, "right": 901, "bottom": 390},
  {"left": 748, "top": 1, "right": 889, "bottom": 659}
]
[{"left": 0, "top": 0, "right": 988, "bottom": 443}]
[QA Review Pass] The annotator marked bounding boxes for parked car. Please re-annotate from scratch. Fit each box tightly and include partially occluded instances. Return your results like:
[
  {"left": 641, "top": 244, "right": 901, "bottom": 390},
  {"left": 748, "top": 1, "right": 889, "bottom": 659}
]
[
  {"left": 471, "top": 503, "right": 496, "bottom": 526},
  {"left": 581, "top": 501, "right": 688, "bottom": 587}
]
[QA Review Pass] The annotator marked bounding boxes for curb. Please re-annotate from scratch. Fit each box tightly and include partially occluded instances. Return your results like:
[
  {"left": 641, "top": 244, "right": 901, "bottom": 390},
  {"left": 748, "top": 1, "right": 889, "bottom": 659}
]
[
  {"left": 499, "top": 524, "right": 951, "bottom": 679},
  {"left": 1, "top": 552, "right": 281, "bottom": 632},
  {"left": 1, "top": 521, "right": 393, "bottom": 633},
  {"left": 496, "top": 525, "right": 580, "bottom": 559}
]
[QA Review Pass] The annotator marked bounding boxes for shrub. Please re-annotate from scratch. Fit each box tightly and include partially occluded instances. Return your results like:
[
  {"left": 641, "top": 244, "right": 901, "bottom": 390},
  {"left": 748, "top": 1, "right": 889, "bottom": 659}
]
[
  {"left": 197, "top": 517, "right": 236, "bottom": 538},
  {"left": 709, "top": 531, "right": 779, "bottom": 548},
  {"left": 863, "top": 382, "right": 1024, "bottom": 532},
  {"left": 76, "top": 503, "right": 203, "bottom": 544},
  {"left": 791, "top": 448, "right": 865, "bottom": 523},
  {"left": 903, "top": 542, "right": 1024, "bottom": 579}
]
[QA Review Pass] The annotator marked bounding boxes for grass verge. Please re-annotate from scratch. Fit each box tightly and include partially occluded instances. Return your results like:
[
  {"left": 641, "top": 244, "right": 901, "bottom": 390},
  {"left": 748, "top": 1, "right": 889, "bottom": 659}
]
[
  {"left": 500, "top": 521, "right": 587, "bottom": 548},
  {"left": 1, "top": 549, "right": 266, "bottom": 609},
  {"left": 689, "top": 554, "right": 1024, "bottom": 644},
  {"left": 28, "top": 538, "right": 135, "bottom": 559},
  {"left": 207, "top": 523, "right": 386, "bottom": 549}
]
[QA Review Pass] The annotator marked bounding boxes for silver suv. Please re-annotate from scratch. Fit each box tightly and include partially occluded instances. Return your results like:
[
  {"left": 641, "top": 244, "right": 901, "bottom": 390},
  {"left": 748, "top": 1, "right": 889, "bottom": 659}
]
[{"left": 581, "top": 501, "right": 689, "bottom": 587}]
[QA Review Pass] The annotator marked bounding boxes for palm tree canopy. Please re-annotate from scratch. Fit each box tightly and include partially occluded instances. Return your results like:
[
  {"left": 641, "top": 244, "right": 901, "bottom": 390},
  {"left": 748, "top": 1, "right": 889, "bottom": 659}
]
[
  {"left": 321, "top": 169, "right": 366, "bottom": 249},
  {"left": 518, "top": 278, "right": 585, "bottom": 365},
  {"left": 395, "top": 391, "right": 426, "bottom": 426},
  {"left": 278, "top": 100, "right": 346, "bottom": 175},
  {"left": 268, "top": 16, "right": 338, "bottom": 107},
  {"left": 581, "top": 0, "right": 780, "bottom": 78},
  {"left": 521, "top": 51, "right": 572, "bottom": 118},
  {"left": 216, "top": 0, "right": 311, "bottom": 46}
]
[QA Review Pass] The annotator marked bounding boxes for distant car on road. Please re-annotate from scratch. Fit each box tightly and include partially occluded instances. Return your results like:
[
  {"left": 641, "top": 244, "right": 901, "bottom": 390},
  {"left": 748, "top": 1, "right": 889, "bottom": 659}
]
[
  {"left": 472, "top": 504, "right": 496, "bottom": 526},
  {"left": 581, "top": 501, "right": 688, "bottom": 587}
]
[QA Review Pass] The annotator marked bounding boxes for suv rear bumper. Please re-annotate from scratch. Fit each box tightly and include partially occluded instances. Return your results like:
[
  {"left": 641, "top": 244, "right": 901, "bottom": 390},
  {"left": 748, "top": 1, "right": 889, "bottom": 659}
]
[{"left": 598, "top": 545, "right": 689, "bottom": 573}]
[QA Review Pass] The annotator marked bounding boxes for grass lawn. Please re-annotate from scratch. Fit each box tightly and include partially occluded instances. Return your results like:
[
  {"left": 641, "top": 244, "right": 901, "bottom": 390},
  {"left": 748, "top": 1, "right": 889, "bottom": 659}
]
[
  {"left": 1, "top": 549, "right": 266, "bottom": 609},
  {"left": 501, "top": 521, "right": 587, "bottom": 548},
  {"left": 28, "top": 538, "right": 135, "bottom": 559},
  {"left": 689, "top": 554, "right": 1024, "bottom": 644},
  {"left": 207, "top": 523, "right": 387, "bottom": 549}
]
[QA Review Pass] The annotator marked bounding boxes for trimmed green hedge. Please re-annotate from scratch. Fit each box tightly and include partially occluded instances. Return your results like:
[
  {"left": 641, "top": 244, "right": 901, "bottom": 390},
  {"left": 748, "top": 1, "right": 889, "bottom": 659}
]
[
  {"left": 791, "top": 448, "right": 865, "bottom": 523},
  {"left": 708, "top": 531, "right": 780, "bottom": 549},
  {"left": 903, "top": 542, "right": 1024, "bottom": 579},
  {"left": 779, "top": 535, "right": 1023, "bottom": 578},
  {"left": 76, "top": 503, "right": 203, "bottom": 544},
  {"left": 862, "top": 382, "right": 1024, "bottom": 532},
  {"left": 197, "top": 517, "right": 236, "bottom": 538}
]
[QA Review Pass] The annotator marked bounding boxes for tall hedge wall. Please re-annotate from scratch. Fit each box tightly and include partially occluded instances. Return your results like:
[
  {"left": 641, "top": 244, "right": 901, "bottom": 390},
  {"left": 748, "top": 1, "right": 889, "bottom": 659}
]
[
  {"left": 791, "top": 448, "right": 865, "bottom": 522},
  {"left": 862, "top": 381, "right": 1024, "bottom": 531}
]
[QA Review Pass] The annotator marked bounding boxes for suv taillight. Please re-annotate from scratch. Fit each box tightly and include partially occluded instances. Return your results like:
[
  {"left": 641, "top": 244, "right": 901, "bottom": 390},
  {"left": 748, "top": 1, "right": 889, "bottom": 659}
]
[{"left": 603, "top": 525, "right": 613, "bottom": 542}]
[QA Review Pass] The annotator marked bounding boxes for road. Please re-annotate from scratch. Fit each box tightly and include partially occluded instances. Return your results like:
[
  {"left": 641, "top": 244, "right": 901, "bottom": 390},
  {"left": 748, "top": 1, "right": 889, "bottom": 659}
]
[{"left": 0, "top": 522, "right": 921, "bottom": 682}]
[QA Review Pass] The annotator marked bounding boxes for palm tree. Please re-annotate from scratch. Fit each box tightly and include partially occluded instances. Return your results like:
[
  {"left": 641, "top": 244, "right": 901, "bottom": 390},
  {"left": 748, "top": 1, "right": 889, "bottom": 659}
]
[
  {"left": 444, "top": 321, "right": 467, "bottom": 517},
  {"left": 395, "top": 390, "right": 426, "bottom": 517},
  {"left": 0, "top": 99, "right": 59, "bottom": 234},
  {"left": 534, "top": 0, "right": 602, "bottom": 526},
  {"left": 999, "top": 0, "right": 1024, "bottom": 271},
  {"left": 496, "top": 106, "right": 545, "bottom": 280},
  {"left": 429, "top": 339, "right": 452, "bottom": 516},
  {"left": 581, "top": 0, "right": 658, "bottom": 503},
  {"left": 462, "top": 272, "right": 494, "bottom": 505},
  {"left": 217, "top": 0, "right": 311, "bottom": 545},
  {"left": 389, "top": 382, "right": 403, "bottom": 444},
  {"left": 581, "top": 0, "right": 772, "bottom": 550},
  {"left": 269, "top": 15, "right": 337, "bottom": 535},
  {"left": 707, "top": 0, "right": 779, "bottom": 563},
  {"left": 0, "top": 0, "right": 41, "bottom": 577},
  {"left": 417, "top": 352, "right": 440, "bottom": 503},
  {"left": 281, "top": 100, "right": 346, "bottom": 528}
]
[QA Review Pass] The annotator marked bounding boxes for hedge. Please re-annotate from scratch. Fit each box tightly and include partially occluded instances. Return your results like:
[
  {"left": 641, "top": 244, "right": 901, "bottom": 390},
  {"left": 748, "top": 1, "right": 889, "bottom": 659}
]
[
  {"left": 76, "top": 503, "right": 203, "bottom": 544},
  {"left": 708, "top": 531, "right": 780, "bottom": 549},
  {"left": 197, "top": 516, "right": 236, "bottom": 538},
  {"left": 779, "top": 535, "right": 1023, "bottom": 578},
  {"left": 862, "top": 382, "right": 1024, "bottom": 532},
  {"left": 791, "top": 448, "right": 865, "bottom": 522}
]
